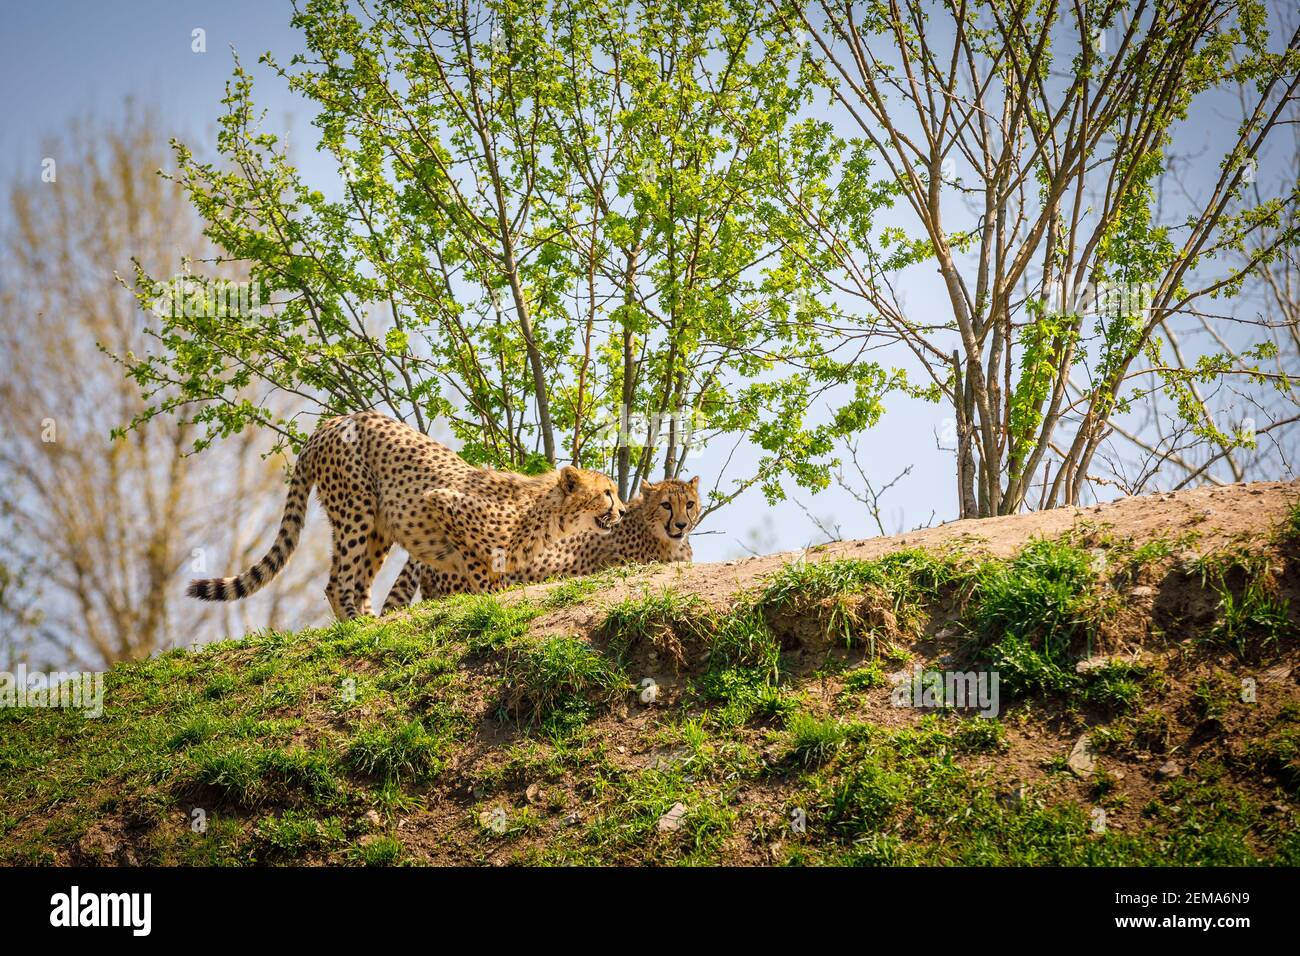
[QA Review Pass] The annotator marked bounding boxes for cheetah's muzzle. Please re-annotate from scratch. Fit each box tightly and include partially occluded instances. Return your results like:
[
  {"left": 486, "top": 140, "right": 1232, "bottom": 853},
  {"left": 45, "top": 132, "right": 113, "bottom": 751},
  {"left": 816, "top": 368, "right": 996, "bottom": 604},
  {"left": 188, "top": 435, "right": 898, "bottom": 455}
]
[{"left": 596, "top": 509, "right": 617, "bottom": 530}]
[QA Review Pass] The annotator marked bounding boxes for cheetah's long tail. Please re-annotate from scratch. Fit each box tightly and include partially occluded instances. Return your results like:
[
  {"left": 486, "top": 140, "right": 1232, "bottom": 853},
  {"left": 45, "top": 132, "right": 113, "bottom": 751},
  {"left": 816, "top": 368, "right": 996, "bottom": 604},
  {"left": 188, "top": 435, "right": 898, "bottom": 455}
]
[{"left": 186, "top": 441, "right": 317, "bottom": 603}]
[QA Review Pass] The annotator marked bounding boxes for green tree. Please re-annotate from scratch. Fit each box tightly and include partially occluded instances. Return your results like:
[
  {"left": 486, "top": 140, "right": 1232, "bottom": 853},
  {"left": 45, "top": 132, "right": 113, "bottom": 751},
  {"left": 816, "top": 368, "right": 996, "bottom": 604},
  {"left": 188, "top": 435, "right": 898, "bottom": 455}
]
[
  {"left": 123, "top": 0, "right": 904, "bottom": 509},
  {"left": 778, "top": 0, "right": 1300, "bottom": 515}
]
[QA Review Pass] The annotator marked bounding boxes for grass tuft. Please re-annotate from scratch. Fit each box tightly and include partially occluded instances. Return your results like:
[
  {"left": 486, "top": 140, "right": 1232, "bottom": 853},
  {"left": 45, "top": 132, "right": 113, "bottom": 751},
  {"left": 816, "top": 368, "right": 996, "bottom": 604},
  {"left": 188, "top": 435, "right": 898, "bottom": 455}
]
[
  {"left": 500, "top": 636, "right": 630, "bottom": 735},
  {"left": 189, "top": 743, "right": 342, "bottom": 810},
  {"left": 345, "top": 719, "right": 447, "bottom": 785}
]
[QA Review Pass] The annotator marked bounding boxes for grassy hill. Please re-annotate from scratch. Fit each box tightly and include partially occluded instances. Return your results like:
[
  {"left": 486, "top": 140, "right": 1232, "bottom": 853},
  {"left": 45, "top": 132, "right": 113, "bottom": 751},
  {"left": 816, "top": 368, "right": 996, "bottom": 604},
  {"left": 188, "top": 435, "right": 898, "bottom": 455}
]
[{"left": 2, "top": 481, "right": 1298, "bottom": 866}]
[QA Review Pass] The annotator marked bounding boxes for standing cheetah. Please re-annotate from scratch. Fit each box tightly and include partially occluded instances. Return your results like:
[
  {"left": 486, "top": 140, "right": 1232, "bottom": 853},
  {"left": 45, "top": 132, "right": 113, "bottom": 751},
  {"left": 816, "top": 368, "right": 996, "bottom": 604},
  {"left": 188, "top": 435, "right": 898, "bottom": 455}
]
[
  {"left": 381, "top": 476, "right": 701, "bottom": 610},
  {"left": 187, "top": 411, "right": 625, "bottom": 619}
]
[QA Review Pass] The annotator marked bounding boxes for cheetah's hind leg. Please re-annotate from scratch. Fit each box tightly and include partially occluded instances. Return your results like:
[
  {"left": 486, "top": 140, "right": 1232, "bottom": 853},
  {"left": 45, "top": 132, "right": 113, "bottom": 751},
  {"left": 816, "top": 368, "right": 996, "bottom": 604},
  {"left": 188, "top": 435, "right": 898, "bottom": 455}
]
[{"left": 381, "top": 555, "right": 423, "bottom": 614}]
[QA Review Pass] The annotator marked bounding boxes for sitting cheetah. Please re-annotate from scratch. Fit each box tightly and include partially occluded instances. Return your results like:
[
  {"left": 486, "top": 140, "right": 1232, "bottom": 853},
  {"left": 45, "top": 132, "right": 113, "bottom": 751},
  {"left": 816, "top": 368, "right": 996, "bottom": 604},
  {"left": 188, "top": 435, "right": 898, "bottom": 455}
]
[
  {"left": 187, "top": 411, "right": 625, "bottom": 619},
  {"left": 381, "top": 476, "right": 701, "bottom": 610}
]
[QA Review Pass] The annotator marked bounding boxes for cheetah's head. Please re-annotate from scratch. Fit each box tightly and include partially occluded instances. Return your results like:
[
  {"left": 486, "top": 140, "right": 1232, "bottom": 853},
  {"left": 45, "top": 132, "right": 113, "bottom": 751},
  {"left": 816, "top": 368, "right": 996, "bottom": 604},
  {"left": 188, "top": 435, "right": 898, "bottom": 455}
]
[
  {"left": 640, "top": 476, "right": 701, "bottom": 542},
  {"left": 558, "top": 466, "right": 625, "bottom": 533}
]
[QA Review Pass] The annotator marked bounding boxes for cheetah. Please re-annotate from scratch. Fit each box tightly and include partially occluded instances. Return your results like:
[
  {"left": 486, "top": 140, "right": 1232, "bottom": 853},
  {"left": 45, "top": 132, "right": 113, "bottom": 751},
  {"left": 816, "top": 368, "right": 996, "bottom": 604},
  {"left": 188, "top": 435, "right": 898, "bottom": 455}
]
[
  {"left": 186, "top": 411, "right": 625, "bottom": 619},
  {"left": 381, "top": 476, "right": 700, "bottom": 610}
]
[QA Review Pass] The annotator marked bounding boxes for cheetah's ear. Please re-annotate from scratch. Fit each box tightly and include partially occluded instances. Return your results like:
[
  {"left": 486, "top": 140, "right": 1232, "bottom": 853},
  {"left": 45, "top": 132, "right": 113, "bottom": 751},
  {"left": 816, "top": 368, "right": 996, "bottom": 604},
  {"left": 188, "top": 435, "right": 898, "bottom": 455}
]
[
  {"left": 689, "top": 475, "right": 700, "bottom": 489},
  {"left": 560, "top": 465, "right": 580, "bottom": 493}
]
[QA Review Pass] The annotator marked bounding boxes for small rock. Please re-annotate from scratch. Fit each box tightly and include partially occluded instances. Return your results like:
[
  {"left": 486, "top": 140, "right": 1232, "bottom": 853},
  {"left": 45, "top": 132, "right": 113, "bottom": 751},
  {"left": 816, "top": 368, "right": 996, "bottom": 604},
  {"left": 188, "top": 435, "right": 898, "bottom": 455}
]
[
  {"left": 1075, "top": 655, "right": 1111, "bottom": 674},
  {"left": 364, "top": 809, "right": 382, "bottom": 828},
  {"left": 1129, "top": 586, "right": 1155, "bottom": 599},
  {"left": 1156, "top": 760, "right": 1182, "bottom": 780},
  {"left": 525, "top": 783, "right": 543, "bottom": 805},
  {"left": 657, "top": 802, "right": 688, "bottom": 833},
  {"left": 1067, "top": 735, "right": 1098, "bottom": 777},
  {"left": 564, "top": 810, "right": 582, "bottom": 826}
]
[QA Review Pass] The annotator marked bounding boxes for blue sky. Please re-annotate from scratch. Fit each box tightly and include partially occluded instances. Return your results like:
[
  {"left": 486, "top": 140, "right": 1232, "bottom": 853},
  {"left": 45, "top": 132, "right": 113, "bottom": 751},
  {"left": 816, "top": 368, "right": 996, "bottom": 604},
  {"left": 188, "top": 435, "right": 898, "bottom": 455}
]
[
  {"left": 0, "top": 3, "right": 302, "bottom": 170},
  {"left": 2, "top": 1, "right": 1293, "bottom": 567}
]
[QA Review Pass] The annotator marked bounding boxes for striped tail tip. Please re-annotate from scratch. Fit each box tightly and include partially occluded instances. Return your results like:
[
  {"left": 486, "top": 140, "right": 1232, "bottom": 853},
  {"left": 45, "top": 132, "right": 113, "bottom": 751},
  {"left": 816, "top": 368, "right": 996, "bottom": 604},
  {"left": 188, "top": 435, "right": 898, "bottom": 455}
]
[{"left": 187, "top": 579, "right": 226, "bottom": 601}]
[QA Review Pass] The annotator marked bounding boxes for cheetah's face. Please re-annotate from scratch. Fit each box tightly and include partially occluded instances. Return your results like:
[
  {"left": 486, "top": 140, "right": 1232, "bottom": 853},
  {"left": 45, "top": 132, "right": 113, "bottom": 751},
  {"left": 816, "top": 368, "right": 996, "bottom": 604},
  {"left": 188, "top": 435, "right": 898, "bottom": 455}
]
[
  {"left": 642, "top": 476, "right": 700, "bottom": 542},
  {"left": 559, "top": 466, "right": 625, "bottom": 532}
]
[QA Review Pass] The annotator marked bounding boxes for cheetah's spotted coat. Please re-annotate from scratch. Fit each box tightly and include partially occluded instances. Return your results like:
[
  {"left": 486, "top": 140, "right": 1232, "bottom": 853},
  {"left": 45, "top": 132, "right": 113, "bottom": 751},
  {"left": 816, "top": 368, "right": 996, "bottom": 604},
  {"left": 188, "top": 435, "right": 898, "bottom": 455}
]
[
  {"left": 381, "top": 476, "right": 700, "bottom": 610},
  {"left": 186, "top": 411, "right": 624, "bottom": 619}
]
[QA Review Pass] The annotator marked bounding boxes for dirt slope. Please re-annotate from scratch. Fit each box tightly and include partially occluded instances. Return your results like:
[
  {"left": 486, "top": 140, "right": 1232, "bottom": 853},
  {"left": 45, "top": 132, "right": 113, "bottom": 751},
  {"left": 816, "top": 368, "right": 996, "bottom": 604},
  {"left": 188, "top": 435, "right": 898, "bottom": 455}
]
[
  {"left": 1, "top": 479, "right": 1297, "bottom": 866},
  {"left": 522, "top": 479, "right": 1300, "bottom": 630}
]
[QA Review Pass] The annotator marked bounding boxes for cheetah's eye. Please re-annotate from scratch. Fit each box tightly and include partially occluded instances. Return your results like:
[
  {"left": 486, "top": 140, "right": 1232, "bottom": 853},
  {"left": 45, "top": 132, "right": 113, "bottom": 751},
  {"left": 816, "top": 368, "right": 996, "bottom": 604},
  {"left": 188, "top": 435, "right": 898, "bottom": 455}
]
[
  {"left": 661, "top": 501, "right": 671, "bottom": 510},
  {"left": 686, "top": 501, "right": 695, "bottom": 509}
]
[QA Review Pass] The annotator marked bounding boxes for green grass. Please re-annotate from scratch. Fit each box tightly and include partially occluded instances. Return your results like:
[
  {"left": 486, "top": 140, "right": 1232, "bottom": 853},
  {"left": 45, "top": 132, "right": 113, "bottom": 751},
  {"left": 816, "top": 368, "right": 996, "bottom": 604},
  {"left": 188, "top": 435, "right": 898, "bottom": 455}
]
[
  {"left": 966, "top": 538, "right": 1099, "bottom": 667},
  {"left": 344, "top": 719, "right": 448, "bottom": 784},
  {"left": 784, "top": 713, "right": 1273, "bottom": 866},
  {"left": 254, "top": 810, "right": 347, "bottom": 859},
  {"left": 189, "top": 743, "right": 343, "bottom": 810},
  {"left": 351, "top": 835, "right": 406, "bottom": 866},
  {"left": 437, "top": 593, "right": 538, "bottom": 651},
  {"left": 1080, "top": 660, "right": 1152, "bottom": 712},
  {"left": 541, "top": 565, "right": 658, "bottom": 609},
  {"left": 600, "top": 588, "right": 713, "bottom": 661},
  {"left": 784, "top": 713, "right": 855, "bottom": 767},
  {"left": 958, "top": 538, "right": 1154, "bottom": 707},
  {"left": 570, "top": 763, "right": 738, "bottom": 865},
  {"left": 1192, "top": 671, "right": 1236, "bottom": 723},
  {"left": 1, "top": 527, "right": 1296, "bottom": 866},
  {"left": 1199, "top": 554, "right": 1294, "bottom": 657},
  {"left": 1283, "top": 497, "right": 1300, "bottom": 544},
  {"left": 759, "top": 549, "right": 966, "bottom": 651},
  {"left": 1241, "top": 726, "right": 1300, "bottom": 794},
  {"left": 761, "top": 549, "right": 964, "bottom": 609},
  {"left": 840, "top": 661, "right": 890, "bottom": 695},
  {"left": 499, "top": 635, "right": 630, "bottom": 736}
]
